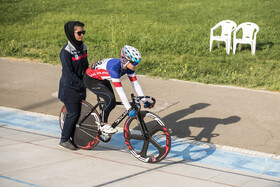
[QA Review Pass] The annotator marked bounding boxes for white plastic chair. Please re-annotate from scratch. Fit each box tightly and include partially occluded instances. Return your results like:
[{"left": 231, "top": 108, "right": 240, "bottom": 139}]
[
  {"left": 210, "top": 20, "right": 237, "bottom": 54},
  {"left": 233, "top": 22, "right": 259, "bottom": 55}
]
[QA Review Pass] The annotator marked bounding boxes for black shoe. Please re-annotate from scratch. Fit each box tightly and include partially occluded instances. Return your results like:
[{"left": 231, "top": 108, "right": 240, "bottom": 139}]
[{"left": 59, "top": 140, "right": 77, "bottom": 150}]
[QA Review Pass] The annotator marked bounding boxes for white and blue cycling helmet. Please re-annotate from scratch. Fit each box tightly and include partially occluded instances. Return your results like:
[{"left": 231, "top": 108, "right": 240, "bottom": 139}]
[{"left": 121, "top": 45, "right": 141, "bottom": 65}]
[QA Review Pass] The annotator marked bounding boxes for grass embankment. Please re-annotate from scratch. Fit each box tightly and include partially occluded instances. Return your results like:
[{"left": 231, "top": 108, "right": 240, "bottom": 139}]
[{"left": 0, "top": 0, "right": 279, "bottom": 91}]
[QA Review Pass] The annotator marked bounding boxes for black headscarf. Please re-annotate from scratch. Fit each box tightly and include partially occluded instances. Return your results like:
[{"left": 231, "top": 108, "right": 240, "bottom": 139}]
[{"left": 64, "top": 21, "right": 84, "bottom": 52}]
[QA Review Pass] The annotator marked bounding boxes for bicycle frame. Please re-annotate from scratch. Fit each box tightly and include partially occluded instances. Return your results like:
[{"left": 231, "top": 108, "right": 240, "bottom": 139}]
[
  {"left": 77, "top": 97, "right": 129, "bottom": 129},
  {"left": 77, "top": 95, "right": 148, "bottom": 135}
]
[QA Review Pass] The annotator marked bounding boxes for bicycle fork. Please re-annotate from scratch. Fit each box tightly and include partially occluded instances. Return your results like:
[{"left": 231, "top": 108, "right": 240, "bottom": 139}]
[{"left": 137, "top": 112, "right": 150, "bottom": 140}]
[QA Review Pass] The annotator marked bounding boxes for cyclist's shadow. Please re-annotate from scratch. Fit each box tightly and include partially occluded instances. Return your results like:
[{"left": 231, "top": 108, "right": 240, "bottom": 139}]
[
  {"left": 161, "top": 103, "right": 241, "bottom": 161},
  {"left": 163, "top": 103, "right": 240, "bottom": 142}
]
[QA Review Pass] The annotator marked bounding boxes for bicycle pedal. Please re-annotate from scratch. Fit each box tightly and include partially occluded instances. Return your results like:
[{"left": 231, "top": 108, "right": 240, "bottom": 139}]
[{"left": 99, "top": 132, "right": 112, "bottom": 143}]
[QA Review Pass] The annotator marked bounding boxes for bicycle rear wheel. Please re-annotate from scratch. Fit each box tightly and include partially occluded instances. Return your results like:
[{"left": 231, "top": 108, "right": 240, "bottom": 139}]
[
  {"left": 124, "top": 111, "right": 171, "bottom": 163},
  {"left": 59, "top": 101, "right": 101, "bottom": 150}
]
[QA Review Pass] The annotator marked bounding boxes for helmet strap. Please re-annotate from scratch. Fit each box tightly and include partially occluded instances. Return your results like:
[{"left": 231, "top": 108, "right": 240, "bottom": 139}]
[
  {"left": 121, "top": 56, "right": 130, "bottom": 68},
  {"left": 124, "top": 61, "right": 130, "bottom": 67}
]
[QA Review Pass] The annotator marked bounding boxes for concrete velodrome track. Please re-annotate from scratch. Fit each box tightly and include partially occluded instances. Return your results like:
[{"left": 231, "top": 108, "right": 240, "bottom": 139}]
[{"left": 0, "top": 58, "right": 279, "bottom": 186}]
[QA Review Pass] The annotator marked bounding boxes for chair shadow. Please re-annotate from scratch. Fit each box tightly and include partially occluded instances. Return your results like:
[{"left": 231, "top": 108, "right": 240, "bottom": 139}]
[
  {"left": 211, "top": 42, "right": 227, "bottom": 51},
  {"left": 162, "top": 103, "right": 241, "bottom": 143},
  {"left": 235, "top": 42, "right": 274, "bottom": 52},
  {"left": 256, "top": 42, "right": 274, "bottom": 51},
  {"left": 211, "top": 41, "right": 274, "bottom": 53}
]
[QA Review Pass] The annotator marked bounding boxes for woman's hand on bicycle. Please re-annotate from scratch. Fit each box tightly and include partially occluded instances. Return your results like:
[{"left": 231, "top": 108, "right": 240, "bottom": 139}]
[
  {"left": 128, "top": 109, "right": 137, "bottom": 117},
  {"left": 144, "top": 101, "right": 154, "bottom": 109}
]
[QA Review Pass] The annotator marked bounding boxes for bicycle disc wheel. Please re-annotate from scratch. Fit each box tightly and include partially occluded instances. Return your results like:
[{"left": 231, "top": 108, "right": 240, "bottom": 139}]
[
  {"left": 59, "top": 101, "right": 101, "bottom": 150},
  {"left": 59, "top": 105, "right": 67, "bottom": 131},
  {"left": 124, "top": 111, "right": 171, "bottom": 163}
]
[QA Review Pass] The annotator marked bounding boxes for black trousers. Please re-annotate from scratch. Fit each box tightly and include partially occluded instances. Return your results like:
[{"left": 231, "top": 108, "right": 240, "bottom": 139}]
[
  {"left": 83, "top": 74, "right": 116, "bottom": 123},
  {"left": 61, "top": 102, "right": 81, "bottom": 142}
]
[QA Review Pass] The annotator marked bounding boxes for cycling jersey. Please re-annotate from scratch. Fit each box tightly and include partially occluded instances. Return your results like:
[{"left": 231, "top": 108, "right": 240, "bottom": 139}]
[{"left": 85, "top": 58, "right": 145, "bottom": 110}]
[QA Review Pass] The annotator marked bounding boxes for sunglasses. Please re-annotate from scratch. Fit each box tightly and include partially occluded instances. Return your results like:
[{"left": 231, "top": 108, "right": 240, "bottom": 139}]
[
  {"left": 131, "top": 62, "right": 138, "bottom": 66},
  {"left": 75, "top": 30, "right": 86, "bottom": 36}
]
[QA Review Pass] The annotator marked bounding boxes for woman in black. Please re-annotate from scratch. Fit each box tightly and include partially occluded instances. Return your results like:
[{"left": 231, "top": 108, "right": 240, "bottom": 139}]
[{"left": 58, "top": 21, "right": 88, "bottom": 150}]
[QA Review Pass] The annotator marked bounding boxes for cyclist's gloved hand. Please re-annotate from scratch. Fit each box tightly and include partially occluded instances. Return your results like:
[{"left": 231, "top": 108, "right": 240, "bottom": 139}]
[
  {"left": 144, "top": 101, "right": 154, "bottom": 109},
  {"left": 128, "top": 109, "right": 137, "bottom": 117}
]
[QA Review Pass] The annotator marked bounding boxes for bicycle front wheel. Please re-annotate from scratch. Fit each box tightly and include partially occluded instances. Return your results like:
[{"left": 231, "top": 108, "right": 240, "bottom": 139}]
[
  {"left": 124, "top": 111, "right": 171, "bottom": 163},
  {"left": 59, "top": 101, "right": 101, "bottom": 150}
]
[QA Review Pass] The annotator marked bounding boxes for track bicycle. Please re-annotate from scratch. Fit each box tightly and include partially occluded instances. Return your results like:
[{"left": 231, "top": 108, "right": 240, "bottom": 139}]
[{"left": 59, "top": 94, "right": 171, "bottom": 163}]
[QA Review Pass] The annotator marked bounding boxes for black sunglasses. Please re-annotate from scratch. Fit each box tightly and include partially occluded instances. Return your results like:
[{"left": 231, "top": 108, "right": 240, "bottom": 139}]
[{"left": 75, "top": 30, "right": 86, "bottom": 36}]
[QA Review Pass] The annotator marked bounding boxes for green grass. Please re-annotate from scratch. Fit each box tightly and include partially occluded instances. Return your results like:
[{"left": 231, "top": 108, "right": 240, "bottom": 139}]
[{"left": 0, "top": 0, "right": 280, "bottom": 91}]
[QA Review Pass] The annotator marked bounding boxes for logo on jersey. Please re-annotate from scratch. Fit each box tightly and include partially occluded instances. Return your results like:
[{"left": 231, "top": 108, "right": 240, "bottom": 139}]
[{"left": 74, "top": 54, "right": 79, "bottom": 60}]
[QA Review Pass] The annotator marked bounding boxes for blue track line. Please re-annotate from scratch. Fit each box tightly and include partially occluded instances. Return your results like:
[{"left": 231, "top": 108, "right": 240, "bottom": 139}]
[
  {"left": 0, "top": 106, "right": 280, "bottom": 178},
  {"left": 0, "top": 175, "right": 43, "bottom": 187}
]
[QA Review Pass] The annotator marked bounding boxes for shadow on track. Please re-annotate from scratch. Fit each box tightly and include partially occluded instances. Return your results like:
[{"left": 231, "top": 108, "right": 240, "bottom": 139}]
[{"left": 162, "top": 103, "right": 241, "bottom": 142}]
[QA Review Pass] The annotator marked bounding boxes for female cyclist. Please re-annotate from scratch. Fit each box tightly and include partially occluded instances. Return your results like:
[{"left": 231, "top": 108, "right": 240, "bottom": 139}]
[{"left": 83, "top": 45, "right": 153, "bottom": 134}]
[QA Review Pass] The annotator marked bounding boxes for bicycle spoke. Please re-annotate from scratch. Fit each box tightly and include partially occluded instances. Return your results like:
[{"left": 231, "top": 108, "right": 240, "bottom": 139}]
[
  {"left": 127, "top": 133, "right": 145, "bottom": 141},
  {"left": 79, "top": 126, "right": 98, "bottom": 133},
  {"left": 150, "top": 138, "right": 166, "bottom": 155},
  {"left": 139, "top": 140, "right": 149, "bottom": 158},
  {"left": 78, "top": 127, "right": 97, "bottom": 139},
  {"left": 81, "top": 123, "right": 97, "bottom": 128}
]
